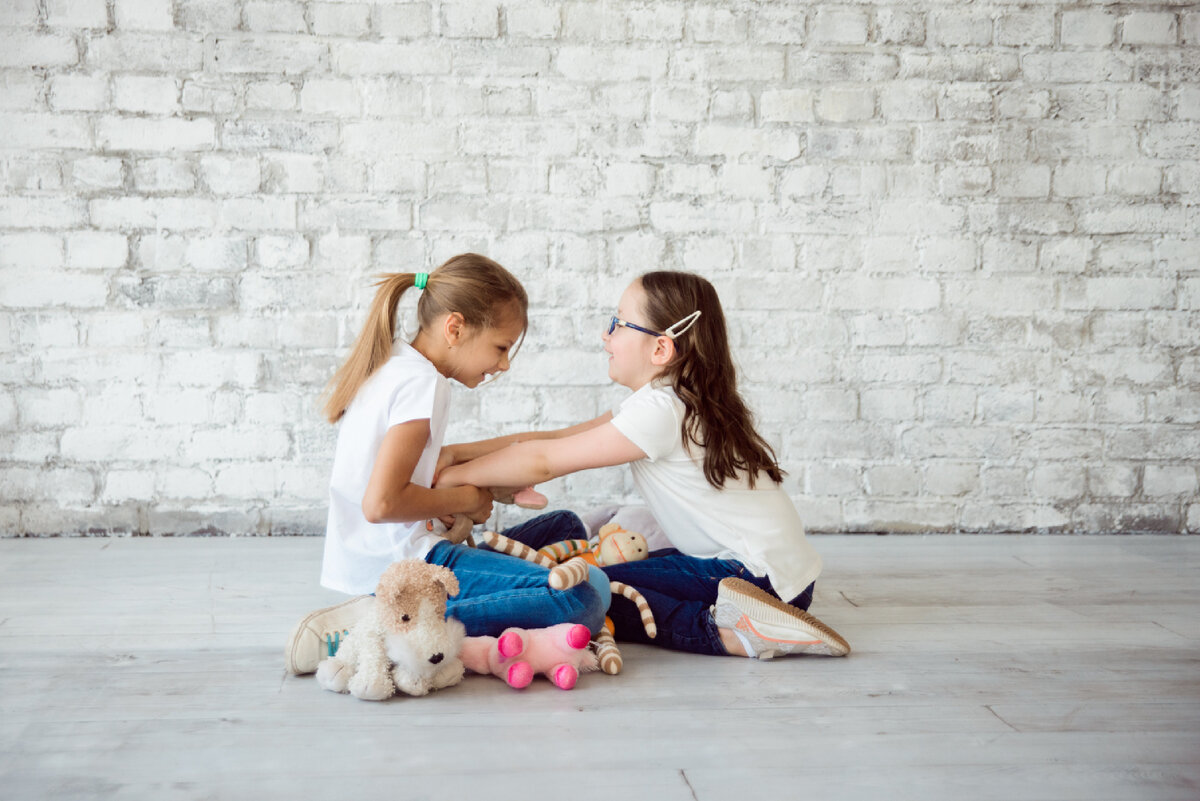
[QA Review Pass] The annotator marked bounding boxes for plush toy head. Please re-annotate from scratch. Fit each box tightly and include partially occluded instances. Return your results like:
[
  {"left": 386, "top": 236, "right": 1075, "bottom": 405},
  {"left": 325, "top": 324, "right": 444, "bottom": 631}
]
[
  {"left": 596, "top": 522, "right": 649, "bottom": 567},
  {"left": 376, "top": 560, "right": 459, "bottom": 633},
  {"left": 375, "top": 562, "right": 463, "bottom": 687}
]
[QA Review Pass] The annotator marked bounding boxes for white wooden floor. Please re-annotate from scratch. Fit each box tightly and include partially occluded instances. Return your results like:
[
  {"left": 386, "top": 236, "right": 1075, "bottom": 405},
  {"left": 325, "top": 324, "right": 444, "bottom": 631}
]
[{"left": 1, "top": 534, "right": 1197, "bottom": 801}]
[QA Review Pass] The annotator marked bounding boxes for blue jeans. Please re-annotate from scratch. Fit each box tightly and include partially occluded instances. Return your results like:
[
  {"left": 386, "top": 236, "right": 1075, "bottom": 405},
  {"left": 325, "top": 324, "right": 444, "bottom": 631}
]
[
  {"left": 425, "top": 511, "right": 606, "bottom": 637},
  {"left": 499, "top": 520, "right": 814, "bottom": 656}
]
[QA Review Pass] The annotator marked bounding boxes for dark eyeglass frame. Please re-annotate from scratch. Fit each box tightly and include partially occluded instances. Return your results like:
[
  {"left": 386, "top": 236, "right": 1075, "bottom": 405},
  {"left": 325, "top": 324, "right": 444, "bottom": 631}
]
[{"left": 607, "top": 316, "right": 661, "bottom": 338}]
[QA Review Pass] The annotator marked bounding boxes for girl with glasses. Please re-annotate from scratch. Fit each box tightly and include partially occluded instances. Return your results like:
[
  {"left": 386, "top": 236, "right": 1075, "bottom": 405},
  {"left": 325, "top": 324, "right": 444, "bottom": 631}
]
[{"left": 438, "top": 271, "right": 849, "bottom": 660}]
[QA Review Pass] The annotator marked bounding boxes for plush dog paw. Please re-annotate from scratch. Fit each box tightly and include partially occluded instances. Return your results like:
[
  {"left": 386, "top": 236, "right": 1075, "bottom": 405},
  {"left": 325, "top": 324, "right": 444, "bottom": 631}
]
[
  {"left": 349, "top": 672, "right": 395, "bottom": 701},
  {"left": 315, "top": 658, "right": 351, "bottom": 693}
]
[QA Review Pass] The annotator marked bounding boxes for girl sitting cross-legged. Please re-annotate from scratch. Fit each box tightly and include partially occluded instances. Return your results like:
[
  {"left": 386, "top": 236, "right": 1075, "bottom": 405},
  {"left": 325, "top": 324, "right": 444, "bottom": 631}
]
[{"left": 437, "top": 271, "right": 850, "bottom": 660}]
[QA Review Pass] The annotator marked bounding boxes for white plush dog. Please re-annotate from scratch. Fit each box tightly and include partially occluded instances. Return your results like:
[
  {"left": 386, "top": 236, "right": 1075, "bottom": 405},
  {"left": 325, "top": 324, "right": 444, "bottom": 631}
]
[{"left": 316, "top": 561, "right": 466, "bottom": 701}]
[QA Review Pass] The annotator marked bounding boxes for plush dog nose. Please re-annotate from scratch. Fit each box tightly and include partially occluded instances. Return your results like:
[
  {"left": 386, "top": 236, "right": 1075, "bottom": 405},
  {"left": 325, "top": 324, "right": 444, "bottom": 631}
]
[{"left": 429, "top": 652, "right": 444, "bottom": 665}]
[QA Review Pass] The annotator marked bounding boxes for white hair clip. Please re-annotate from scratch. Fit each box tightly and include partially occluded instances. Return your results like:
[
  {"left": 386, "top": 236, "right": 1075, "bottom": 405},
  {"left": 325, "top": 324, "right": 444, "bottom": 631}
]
[{"left": 664, "top": 310, "right": 701, "bottom": 339}]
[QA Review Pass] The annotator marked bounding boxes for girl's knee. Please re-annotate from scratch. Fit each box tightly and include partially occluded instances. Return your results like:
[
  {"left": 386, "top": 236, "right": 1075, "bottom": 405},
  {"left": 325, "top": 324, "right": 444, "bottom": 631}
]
[
  {"left": 545, "top": 509, "right": 588, "bottom": 540},
  {"left": 565, "top": 581, "right": 606, "bottom": 634}
]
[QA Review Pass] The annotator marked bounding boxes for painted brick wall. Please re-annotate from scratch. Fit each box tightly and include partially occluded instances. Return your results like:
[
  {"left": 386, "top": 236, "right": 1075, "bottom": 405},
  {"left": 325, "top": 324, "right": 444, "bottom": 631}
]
[{"left": 1, "top": 0, "right": 1197, "bottom": 536}]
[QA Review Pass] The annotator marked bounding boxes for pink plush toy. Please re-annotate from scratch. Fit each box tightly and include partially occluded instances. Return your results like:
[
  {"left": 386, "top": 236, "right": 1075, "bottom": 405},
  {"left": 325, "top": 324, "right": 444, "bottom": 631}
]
[{"left": 459, "top": 623, "right": 599, "bottom": 690}]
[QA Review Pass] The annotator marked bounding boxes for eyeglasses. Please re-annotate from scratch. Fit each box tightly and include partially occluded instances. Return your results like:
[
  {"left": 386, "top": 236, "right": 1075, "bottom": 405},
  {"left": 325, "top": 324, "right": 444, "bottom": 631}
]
[{"left": 606, "top": 310, "right": 701, "bottom": 339}]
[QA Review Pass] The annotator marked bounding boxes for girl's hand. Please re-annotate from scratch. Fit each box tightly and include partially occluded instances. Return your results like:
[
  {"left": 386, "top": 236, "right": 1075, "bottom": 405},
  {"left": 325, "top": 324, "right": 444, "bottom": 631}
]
[{"left": 466, "top": 487, "right": 494, "bottom": 524}]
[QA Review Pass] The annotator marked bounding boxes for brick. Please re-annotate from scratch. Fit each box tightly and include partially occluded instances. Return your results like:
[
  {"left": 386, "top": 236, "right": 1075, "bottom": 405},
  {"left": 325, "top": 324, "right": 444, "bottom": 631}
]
[
  {"left": 878, "top": 10, "right": 925, "bottom": 45},
  {"left": 1062, "top": 10, "right": 1116, "bottom": 47},
  {"left": 0, "top": 113, "right": 91, "bottom": 150},
  {"left": 761, "top": 89, "right": 815, "bottom": 123},
  {"left": 817, "top": 88, "right": 875, "bottom": 122},
  {"left": 997, "top": 12, "right": 1054, "bottom": 47},
  {"left": 0, "top": 32, "right": 79, "bottom": 68},
  {"left": 1122, "top": 13, "right": 1177, "bottom": 46},
  {"left": 243, "top": 3, "right": 308, "bottom": 33},
  {"left": 880, "top": 82, "right": 937, "bottom": 121},
  {"left": 311, "top": 3, "right": 370, "bottom": 37},
  {"left": 115, "top": 0, "right": 172, "bottom": 30},
  {"left": 930, "top": 11, "right": 992, "bottom": 47},
  {"left": 441, "top": 3, "right": 500, "bottom": 38},
  {"left": 865, "top": 465, "right": 920, "bottom": 496},
  {"left": 300, "top": 78, "right": 361, "bottom": 115},
  {"left": 211, "top": 36, "right": 327, "bottom": 73},
  {"left": 672, "top": 48, "right": 782, "bottom": 82},
  {"left": 375, "top": 5, "right": 432, "bottom": 38},
  {"left": 1144, "top": 466, "right": 1198, "bottom": 497},
  {"left": 812, "top": 9, "right": 869, "bottom": 45},
  {"left": 97, "top": 117, "right": 214, "bottom": 153},
  {"left": 66, "top": 232, "right": 128, "bottom": 269},
  {"left": 507, "top": 4, "right": 561, "bottom": 39},
  {"left": 687, "top": 6, "right": 748, "bottom": 43}
]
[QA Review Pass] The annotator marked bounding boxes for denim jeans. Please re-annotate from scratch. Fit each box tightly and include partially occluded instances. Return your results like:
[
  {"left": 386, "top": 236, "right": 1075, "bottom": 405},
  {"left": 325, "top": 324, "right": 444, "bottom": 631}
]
[
  {"left": 499, "top": 519, "right": 815, "bottom": 656},
  {"left": 425, "top": 510, "right": 606, "bottom": 637}
]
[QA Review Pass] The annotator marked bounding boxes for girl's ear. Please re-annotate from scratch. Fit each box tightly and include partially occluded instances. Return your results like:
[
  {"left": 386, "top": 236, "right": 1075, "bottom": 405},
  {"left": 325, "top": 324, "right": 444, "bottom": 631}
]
[
  {"left": 650, "top": 336, "right": 676, "bottom": 366},
  {"left": 443, "top": 312, "right": 466, "bottom": 347}
]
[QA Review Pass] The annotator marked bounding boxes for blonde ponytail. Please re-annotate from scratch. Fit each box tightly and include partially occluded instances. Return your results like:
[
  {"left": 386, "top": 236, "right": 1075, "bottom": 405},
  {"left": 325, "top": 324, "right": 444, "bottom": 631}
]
[{"left": 323, "top": 272, "right": 418, "bottom": 423}]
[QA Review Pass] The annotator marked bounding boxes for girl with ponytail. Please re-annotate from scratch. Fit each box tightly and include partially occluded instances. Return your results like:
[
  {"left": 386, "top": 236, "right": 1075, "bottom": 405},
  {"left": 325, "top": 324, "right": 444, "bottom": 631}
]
[
  {"left": 438, "top": 272, "right": 851, "bottom": 661},
  {"left": 285, "top": 254, "right": 607, "bottom": 675}
]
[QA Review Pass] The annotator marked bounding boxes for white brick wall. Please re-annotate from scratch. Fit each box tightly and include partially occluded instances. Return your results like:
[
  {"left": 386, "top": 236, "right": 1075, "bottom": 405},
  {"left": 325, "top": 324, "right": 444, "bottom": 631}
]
[{"left": 1, "top": 0, "right": 1197, "bottom": 536}]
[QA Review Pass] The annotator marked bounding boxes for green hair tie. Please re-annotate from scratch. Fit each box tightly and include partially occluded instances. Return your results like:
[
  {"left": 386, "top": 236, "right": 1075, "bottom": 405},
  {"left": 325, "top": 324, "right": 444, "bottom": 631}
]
[{"left": 414, "top": 272, "right": 429, "bottom": 290}]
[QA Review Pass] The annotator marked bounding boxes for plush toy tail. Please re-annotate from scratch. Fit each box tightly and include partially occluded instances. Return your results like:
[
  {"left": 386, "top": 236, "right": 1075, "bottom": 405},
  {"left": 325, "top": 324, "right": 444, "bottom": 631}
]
[
  {"left": 481, "top": 532, "right": 556, "bottom": 569},
  {"left": 611, "top": 581, "right": 657, "bottom": 638},
  {"left": 592, "top": 627, "right": 622, "bottom": 675}
]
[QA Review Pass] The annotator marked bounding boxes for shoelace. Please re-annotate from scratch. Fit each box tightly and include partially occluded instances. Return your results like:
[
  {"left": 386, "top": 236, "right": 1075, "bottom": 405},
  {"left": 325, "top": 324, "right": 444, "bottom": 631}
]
[{"left": 324, "top": 629, "right": 350, "bottom": 657}]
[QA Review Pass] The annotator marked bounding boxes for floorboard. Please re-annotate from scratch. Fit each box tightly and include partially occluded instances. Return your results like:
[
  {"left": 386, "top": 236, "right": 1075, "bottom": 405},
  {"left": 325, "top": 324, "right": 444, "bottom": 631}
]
[{"left": 1, "top": 534, "right": 1198, "bottom": 801}]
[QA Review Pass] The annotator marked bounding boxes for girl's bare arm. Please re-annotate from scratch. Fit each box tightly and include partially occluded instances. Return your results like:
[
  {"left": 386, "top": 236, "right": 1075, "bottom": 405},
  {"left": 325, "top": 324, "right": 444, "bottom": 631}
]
[
  {"left": 437, "top": 421, "right": 646, "bottom": 491},
  {"left": 437, "top": 412, "right": 614, "bottom": 469},
  {"left": 362, "top": 419, "right": 493, "bottom": 524}
]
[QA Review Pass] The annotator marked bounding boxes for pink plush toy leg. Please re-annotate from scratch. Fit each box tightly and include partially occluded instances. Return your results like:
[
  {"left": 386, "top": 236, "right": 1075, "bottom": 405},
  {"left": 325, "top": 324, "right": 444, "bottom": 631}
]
[
  {"left": 564, "top": 623, "right": 590, "bottom": 650},
  {"left": 552, "top": 664, "right": 579, "bottom": 690},
  {"left": 497, "top": 630, "right": 525, "bottom": 659},
  {"left": 507, "top": 662, "right": 533, "bottom": 689}
]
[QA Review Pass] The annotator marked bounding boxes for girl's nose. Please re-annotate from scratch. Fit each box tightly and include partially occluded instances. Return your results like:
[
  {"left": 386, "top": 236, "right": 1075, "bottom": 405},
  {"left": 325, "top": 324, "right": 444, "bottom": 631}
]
[{"left": 497, "top": 352, "right": 510, "bottom": 372}]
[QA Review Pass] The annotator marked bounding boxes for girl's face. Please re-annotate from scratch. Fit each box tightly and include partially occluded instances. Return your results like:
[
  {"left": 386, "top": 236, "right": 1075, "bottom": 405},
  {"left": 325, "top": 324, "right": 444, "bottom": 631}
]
[
  {"left": 448, "top": 311, "right": 524, "bottom": 389},
  {"left": 603, "top": 281, "right": 667, "bottom": 390}
]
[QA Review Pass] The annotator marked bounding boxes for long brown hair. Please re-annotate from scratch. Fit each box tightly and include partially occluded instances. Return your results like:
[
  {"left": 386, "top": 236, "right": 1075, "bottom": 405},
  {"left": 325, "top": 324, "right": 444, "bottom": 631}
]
[
  {"left": 322, "top": 253, "right": 527, "bottom": 423},
  {"left": 639, "top": 271, "right": 784, "bottom": 489}
]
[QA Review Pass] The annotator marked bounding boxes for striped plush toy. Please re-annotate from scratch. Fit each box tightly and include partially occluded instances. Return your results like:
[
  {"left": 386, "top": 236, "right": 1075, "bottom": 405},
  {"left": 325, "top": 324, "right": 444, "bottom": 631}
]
[{"left": 482, "top": 522, "right": 656, "bottom": 675}]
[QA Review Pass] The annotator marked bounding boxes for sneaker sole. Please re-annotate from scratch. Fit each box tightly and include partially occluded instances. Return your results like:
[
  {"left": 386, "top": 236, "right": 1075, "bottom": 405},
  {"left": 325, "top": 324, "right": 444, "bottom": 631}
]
[
  {"left": 284, "top": 595, "right": 373, "bottom": 675},
  {"left": 717, "top": 578, "right": 851, "bottom": 657}
]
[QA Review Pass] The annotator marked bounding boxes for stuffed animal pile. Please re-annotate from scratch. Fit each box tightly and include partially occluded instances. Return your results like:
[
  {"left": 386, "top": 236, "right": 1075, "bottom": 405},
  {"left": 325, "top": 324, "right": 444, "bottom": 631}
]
[{"left": 316, "top": 559, "right": 604, "bottom": 700}]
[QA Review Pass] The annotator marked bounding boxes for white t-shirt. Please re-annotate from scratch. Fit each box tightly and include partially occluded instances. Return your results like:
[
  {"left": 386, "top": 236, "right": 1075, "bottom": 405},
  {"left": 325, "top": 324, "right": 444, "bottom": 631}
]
[
  {"left": 320, "top": 342, "right": 450, "bottom": 595},
  {"left": 609, "top": 383, "right": 822, "bottom": 601}
]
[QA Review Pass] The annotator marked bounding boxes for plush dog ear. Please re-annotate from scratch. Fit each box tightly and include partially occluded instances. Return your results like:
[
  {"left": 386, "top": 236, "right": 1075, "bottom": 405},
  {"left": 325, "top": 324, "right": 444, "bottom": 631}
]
[{"left": 433, "top": 565, "right": 459, "bottom": 598}]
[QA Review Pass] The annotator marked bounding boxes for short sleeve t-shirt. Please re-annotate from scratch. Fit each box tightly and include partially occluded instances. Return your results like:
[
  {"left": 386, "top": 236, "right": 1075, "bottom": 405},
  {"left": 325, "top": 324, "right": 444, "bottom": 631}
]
[
  {"left": 609, "top": 383, "right": 822, "bottom": 601},
  {"left": 320, "top": 343, "right": 451, "bottom": 595}
]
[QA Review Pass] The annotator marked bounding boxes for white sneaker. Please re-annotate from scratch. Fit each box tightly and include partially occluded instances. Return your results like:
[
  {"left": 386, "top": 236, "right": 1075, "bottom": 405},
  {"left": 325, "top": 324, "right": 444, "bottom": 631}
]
[
  {"left": 713, "top": 578, "right": 850, "bottom": 659},
  {"left": 284, "top": 595, "right": 374, "bottom": 675}
]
